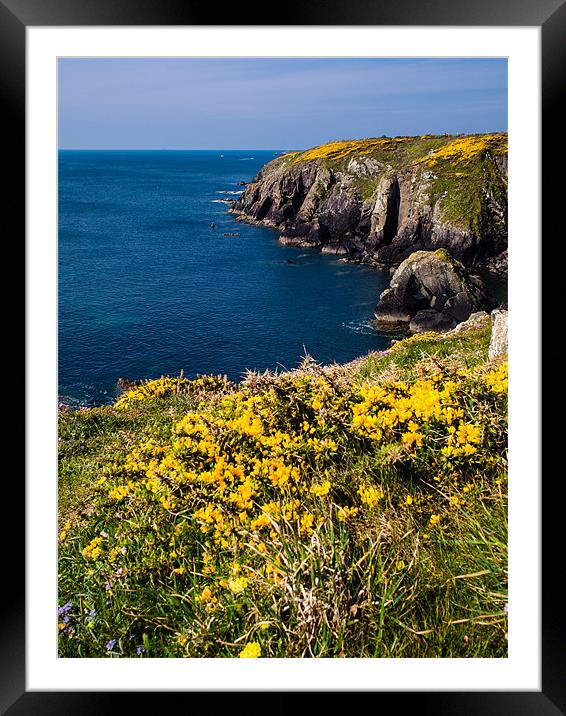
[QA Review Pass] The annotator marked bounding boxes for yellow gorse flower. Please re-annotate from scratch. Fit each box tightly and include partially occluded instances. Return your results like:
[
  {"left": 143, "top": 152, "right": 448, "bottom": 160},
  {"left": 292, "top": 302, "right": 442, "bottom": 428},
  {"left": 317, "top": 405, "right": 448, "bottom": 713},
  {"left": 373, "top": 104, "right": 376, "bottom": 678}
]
[
  {"left": 418, "top": 133, "right": 507, "bottom": 166},
  {"left": 310, "top": 480, "right": 331, "bottom": 497},
  {"left": 485, "top": 363, "right": 508, "bottom": 394},
  {"left": 239, "top": 642, "right": 261, "bottom": 658},
  {"left": 115, "top": 376, "right": 189, "bottom": 409},
  {"left": 108, "top": 484, "right": 131, "bottom": 502},
  {"left": 228, "top": 576, "right": 248, "bottom": 595},
  {"left": 337, "top": 506, "right": 359, "bottom": 522},
  {"left": 199, "top": 587, "right": 214, "bottom": 603},
  {"left": 299, "top": 511, "right": 315, "bottom": 536},
  {"left": 358, "top": 484, "right": 383, "bottom": 509},
  {"left": 82, "top": 535, "right": 104, "bottom": 560}
]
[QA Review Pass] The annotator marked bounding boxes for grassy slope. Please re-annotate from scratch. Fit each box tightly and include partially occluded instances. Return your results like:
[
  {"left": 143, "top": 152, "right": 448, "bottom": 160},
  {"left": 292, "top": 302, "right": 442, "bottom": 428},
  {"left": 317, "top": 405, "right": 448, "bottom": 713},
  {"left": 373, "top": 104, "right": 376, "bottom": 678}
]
[{"left": 58, "top": 317, "right": 507, "bottom": 658}]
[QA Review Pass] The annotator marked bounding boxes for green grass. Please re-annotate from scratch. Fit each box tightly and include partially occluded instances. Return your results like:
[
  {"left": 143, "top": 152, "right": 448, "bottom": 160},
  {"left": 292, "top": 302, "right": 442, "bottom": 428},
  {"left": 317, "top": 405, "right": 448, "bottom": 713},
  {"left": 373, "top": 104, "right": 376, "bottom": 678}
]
[
  {"left": 426, "top": 154, "right": 507, "bottom": 231},
  {"left": 58, "top": 320, "right": 507, "bottom": 658},
  {"left": 357, "top": 321, "right": 492, "bottom": 383}
]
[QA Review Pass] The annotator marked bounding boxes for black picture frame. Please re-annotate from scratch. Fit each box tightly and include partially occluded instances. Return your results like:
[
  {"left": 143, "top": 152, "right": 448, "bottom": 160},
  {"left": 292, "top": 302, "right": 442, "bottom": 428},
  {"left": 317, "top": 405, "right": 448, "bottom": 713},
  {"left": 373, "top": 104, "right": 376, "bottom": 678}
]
[{"left": 10, "top": 0, "right": 555, "bottom": 711}]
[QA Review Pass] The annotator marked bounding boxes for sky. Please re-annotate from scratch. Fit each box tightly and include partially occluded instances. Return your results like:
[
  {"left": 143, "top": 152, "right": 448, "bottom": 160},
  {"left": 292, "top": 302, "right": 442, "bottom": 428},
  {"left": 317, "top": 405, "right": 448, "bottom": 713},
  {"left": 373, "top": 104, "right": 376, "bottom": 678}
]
[{"left": 58, "top": 58, "right": 507, "bottom": 150}]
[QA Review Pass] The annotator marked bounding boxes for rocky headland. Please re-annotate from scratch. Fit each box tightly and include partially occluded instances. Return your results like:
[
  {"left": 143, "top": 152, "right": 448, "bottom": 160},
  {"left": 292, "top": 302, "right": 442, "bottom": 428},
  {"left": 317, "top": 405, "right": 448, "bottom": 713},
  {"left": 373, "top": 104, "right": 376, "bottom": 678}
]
[
  {"left": 231, "top": 133, "right": 507, "bottom": 332},
  {"left": 231, "top": 133, "right": 507, "bottom": 274}
]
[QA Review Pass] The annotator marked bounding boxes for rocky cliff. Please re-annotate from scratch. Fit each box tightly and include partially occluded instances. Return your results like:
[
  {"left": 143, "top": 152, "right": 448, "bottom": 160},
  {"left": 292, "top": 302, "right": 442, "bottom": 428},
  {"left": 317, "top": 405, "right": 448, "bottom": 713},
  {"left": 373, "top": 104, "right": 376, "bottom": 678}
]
[{"left": 231, "top": 134, "right": 508, "bottom": 277}]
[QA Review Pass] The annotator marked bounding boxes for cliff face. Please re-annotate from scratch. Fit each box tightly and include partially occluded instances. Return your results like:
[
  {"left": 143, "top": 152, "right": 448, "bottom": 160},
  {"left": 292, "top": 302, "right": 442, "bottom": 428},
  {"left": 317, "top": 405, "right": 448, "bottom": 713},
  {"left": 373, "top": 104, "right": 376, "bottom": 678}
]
[{"left": 231, "top": 134, "right": 508, "bottom": 275}]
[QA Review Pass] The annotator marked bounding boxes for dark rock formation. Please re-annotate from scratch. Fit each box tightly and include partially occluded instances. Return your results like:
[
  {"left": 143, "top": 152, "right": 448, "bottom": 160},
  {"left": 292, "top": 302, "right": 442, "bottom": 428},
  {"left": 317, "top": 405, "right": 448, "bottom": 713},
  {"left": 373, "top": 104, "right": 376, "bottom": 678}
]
[
  {"left": 409, "top": 310, "right": 457, "bottom": 333},
  {"left": 374, "top": 250, "right": 495, "bottom": 332},
  {"left": 483, "top": 249, "right": 508, "bottom": 279},
  {"left": 231, "top": 134, "right": 508, "bottom": 277}
]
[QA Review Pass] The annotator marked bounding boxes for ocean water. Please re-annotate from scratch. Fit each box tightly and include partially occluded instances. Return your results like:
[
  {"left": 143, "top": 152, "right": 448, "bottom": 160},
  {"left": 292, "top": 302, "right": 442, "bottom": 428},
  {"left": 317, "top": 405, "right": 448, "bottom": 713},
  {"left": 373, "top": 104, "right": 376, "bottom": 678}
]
[{"left": 58, "top": 150, "right": 392, "bottom": 406}]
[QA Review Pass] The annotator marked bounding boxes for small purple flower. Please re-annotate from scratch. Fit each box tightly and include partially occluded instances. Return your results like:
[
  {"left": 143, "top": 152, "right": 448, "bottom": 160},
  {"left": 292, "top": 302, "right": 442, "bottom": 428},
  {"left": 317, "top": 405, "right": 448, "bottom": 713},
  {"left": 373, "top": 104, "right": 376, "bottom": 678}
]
[
  {"left": 106, "top": 639, "right": 117, "bottom": 651},
  {"left": 136, "top": 646, "right": 145, "bottom": 656},
  {"left": 105, "top": 582, "right": 112, "bottom": 591},
  {"left": 120, "top": 547, "right": 127, "bottom": 554},
  {"left": 57, "top": 602, "right": 72, "bottom": 616},
  {"left": 62, "top": 615, "right": 70, "bottom": 624},
  {"left": 105, "top": 599, "right": 111, "bottom": 606},
  {"left": 89, "top": 608, "right": 96, "bottom": 618}
]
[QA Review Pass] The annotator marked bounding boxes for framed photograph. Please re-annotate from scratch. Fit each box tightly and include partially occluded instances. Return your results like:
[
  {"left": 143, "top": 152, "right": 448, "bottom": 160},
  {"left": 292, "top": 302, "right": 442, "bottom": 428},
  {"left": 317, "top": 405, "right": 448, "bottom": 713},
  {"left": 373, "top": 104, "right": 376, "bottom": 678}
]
[{"left": 10, "top": 0, "right": 555, "bottom": 710}]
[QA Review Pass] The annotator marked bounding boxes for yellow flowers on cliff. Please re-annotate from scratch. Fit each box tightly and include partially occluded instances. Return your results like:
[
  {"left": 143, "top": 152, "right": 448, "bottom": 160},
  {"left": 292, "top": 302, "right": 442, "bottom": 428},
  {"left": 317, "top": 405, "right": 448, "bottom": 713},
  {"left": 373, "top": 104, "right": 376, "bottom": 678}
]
[
  {"left": 59, "top": 520, "right": 72, "bottom": 542},
  {"left": 75, "top": 357, "right": 507, "bottom": 569},
  {"left": 485, "top": 363, "right": 508, "bottom": 395},
  {"left": 337, "top": 506, "right": 359, "bottom": 522},
  {"left": 199, "top": 587, "right": 214, "bottom": 603},
  {"left": 442, "top": 422, "right": 483, "bottom": 458},
  {"left": 358, "top": 484, "right": 383, "bottom": 509},
  {"left": 108, "top": 484, "right": 131, "bottom": 502},
  {"left": 299, "top": 511, "right": 315, "bottom": 536},
  {"left": 293, "top": 137, "right": 408, "bottom": 163},
  {"left": 419, "top": 133, "right": 507, "bottom": 167},
  {"left": 115, "top": 376, "right": 187, "bottom": 409},
  {"left": 115, "top": 374, "right": 230, "bottom": 410},
  {"left": 227, "top": 576, "right": 249, "bottom": 595},
  {"left": 310, "top": 480, "right": 331, "bottom": 497},
  {"left": 82, "top": 535, "right": 104, "bottom": 561}
]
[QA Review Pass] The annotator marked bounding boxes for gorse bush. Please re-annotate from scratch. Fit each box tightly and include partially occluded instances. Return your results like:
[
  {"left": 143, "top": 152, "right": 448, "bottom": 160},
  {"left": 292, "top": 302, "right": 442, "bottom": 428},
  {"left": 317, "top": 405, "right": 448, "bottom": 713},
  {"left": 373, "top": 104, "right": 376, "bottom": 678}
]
[{"left": 58, "top": 326, "right": 508, "bottom": 658}]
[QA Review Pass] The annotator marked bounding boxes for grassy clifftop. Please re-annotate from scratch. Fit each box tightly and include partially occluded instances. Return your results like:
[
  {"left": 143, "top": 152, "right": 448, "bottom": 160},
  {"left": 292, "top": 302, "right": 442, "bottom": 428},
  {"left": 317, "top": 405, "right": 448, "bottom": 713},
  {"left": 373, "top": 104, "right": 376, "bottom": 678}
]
[
  {"left": 58, "top": 317, "right": 507, "bottom": 658},
  {"left": 280, "top": 133, "right": 507, "bottom": 232},
  {"left": 282, "top": 132, "right": 507, "bottom": 169}
]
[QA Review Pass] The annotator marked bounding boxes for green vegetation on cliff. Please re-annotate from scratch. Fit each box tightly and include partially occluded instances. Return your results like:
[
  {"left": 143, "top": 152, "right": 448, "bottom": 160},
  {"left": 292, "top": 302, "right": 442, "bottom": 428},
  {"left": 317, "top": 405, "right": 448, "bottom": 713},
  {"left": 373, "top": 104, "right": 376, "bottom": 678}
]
[
  {"left": 58, "top": 318, "right": 507, "bottom": 658},
  {"left": 283, "top": 132, "right": 506, "bottom": 171},
  {"left": 276, "top": 133, "right": 507, "bottom": 232}
]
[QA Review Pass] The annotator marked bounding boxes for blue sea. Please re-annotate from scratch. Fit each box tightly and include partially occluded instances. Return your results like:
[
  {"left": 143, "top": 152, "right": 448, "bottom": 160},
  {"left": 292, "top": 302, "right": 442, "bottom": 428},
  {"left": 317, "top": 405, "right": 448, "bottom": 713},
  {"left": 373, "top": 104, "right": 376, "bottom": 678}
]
[{"left": 58, "top": 150, "right": 392, "bottom": 406}]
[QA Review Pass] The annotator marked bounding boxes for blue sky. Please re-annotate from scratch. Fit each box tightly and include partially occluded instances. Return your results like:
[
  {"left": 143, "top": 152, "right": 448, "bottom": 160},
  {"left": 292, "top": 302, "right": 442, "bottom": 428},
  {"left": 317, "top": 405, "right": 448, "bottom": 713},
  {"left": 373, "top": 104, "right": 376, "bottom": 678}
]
[{"left": 58, "top": 58, "right": 507, "bottom": 150}]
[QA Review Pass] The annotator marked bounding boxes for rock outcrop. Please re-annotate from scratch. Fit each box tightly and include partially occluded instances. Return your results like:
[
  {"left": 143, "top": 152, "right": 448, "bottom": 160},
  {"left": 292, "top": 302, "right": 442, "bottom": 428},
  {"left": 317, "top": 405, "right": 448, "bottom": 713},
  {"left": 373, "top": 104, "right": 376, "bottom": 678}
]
[
  {"left": 374, "top": 250, "right": 495, "bottom": 332},
  {"left": 449, "top": 311, "right": 490, "bottom": 334},
  {"left": 231, "top": 134, "right": 508, "bottom": 277},
  {"left": 488, "top": 309, "right": 508, "bottom": 359}
]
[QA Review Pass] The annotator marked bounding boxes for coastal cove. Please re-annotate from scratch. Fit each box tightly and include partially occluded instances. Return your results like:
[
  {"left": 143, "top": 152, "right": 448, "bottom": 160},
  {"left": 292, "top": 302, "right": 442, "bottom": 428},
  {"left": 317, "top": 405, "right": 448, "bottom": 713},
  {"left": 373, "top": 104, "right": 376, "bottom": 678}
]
[{"left": 59, "top": 150, "right": 395, "bottom": 406}]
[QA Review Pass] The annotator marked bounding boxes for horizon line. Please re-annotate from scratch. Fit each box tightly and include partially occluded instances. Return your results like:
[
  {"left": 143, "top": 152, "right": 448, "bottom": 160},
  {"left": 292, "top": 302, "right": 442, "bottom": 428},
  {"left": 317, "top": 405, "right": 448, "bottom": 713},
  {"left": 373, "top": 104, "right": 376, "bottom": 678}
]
[
  {"left": 58, "top": 147, "right": 291, "bottom": 152},
  {"left": 58, "top": 130, "right": 508, "bottom": 153}
]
